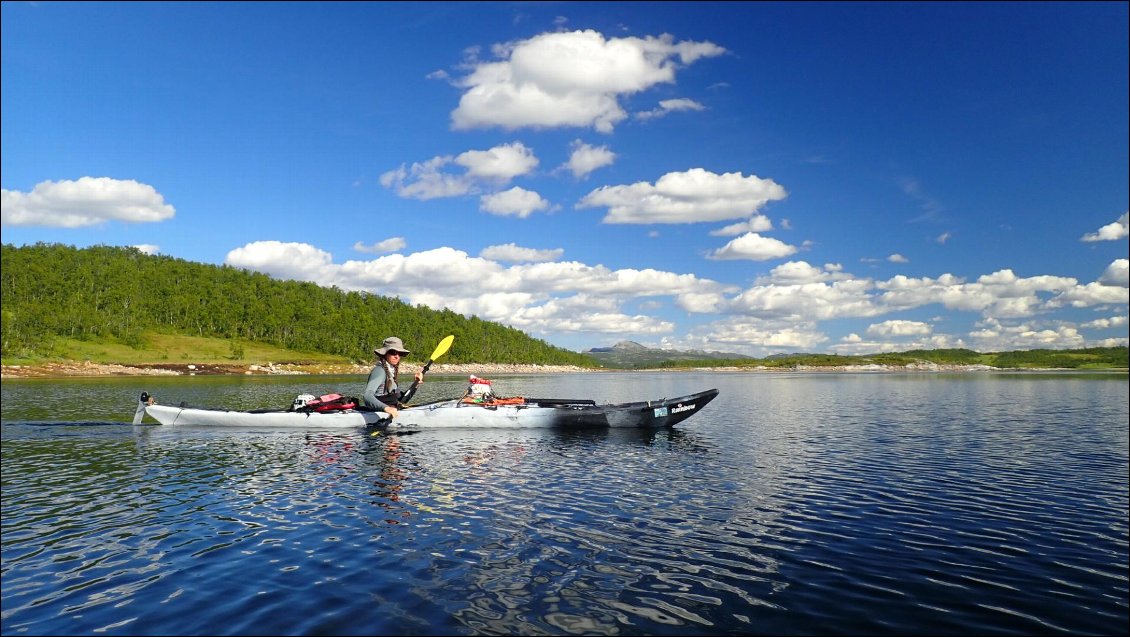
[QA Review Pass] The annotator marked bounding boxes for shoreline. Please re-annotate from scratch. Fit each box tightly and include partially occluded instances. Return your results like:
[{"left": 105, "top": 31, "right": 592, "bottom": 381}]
[
  {"left": 3, "top": 360, "right": 1123, "bottom": 379},
  {"left": 0, "top": 361, "right": 604, "bottom": 379}
]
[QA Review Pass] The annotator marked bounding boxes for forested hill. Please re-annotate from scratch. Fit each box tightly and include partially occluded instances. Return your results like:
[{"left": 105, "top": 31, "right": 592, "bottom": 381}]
[{"left": 0, "top": 243, "right": 596, "bottom": 366}]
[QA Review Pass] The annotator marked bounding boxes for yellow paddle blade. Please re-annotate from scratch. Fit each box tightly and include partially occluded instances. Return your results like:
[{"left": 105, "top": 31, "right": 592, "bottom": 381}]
[
  {"left": 404, "top": 335, "right": 455, "bottom": 405},
  {"left": 428, "top": 334, "right": 455, "bottom": 362}
]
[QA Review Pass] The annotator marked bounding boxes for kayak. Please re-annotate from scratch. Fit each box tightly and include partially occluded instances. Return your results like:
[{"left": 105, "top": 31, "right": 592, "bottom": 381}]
[{"left": 132, "top": 389, "right": 720, "bottom": 431}]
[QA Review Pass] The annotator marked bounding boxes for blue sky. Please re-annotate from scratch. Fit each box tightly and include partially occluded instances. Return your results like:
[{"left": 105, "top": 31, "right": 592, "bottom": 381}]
[{"left": 3, "top": 1, "right": 1127, "bottom": 356}]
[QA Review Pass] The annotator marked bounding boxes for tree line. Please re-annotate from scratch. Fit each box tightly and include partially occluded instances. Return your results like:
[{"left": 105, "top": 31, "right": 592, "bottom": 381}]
[
  {"left": 0, "top": 243, "right": 597, "bottom": 366},
  {"left": 654, "top": 346, "right": 1128, "bottom": 370}
]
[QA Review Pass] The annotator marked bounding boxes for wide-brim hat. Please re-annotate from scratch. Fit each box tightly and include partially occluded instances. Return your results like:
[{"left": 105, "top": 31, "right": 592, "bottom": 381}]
[{"left": 374, "top": 336, "right": 410, "bottom": 356}]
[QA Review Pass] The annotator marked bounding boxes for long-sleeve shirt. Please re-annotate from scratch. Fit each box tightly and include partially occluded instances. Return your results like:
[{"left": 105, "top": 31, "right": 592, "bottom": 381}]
[{"left": 362, "top": 363, "right": 399, "bottom": 411}]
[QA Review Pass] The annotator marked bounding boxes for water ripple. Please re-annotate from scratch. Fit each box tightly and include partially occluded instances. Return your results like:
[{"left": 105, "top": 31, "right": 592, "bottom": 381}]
[{"left": 2, "top": 373, "right": 1127, "bottom": 635}]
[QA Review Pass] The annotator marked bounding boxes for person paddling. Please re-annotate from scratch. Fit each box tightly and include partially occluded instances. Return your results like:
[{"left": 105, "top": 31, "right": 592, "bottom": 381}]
[{"left": 363, "top": 336, "right": 423, "bottom": 418}]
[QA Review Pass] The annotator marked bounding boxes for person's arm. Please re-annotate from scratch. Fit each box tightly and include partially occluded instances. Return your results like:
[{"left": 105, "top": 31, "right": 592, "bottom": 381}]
[
  {"left": 362, "top": 365, "right": 394, "bottom": 413},
  {"left": 399, "top": 370, "right": 426, "bottom": 405},
  {"left": 389, "top": 373, "right": 422, "bottom": 414}
]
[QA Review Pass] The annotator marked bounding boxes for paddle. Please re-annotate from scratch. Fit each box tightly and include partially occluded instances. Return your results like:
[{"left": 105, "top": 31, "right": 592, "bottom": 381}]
[
  {"left": 132, "top": 391, "right": 153, "bottom": 425},
  {"left": 399, "top": 334, "right": 454, "bottom": 405}
]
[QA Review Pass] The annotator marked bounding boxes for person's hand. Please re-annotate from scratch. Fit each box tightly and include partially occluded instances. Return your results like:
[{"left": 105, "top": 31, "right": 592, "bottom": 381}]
[
  {"left": 385, "top": 406, "right": 399, "bottom": 418},
  {"left": 414, "top": 371, "right": 424, "bottom": 383}
]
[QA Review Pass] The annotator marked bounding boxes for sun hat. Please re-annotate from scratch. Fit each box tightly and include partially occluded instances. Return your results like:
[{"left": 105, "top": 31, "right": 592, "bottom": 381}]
[{"left": 374, "top": 336, "right": 411, "bottom": 356}]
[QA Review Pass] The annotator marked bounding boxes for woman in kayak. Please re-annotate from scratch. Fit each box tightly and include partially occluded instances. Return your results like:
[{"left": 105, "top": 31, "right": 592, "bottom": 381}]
[{"left": 363, "top": 336, "right": 424, "bottom": 418}]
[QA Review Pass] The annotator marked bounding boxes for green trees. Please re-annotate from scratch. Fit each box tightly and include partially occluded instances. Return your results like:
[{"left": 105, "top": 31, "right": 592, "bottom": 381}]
[
  {"left": 0, "top": 243, "right": 595, "bottom": 366},
  {"left": 990, "top": 347, "right": 1128, "bottom": 369}
]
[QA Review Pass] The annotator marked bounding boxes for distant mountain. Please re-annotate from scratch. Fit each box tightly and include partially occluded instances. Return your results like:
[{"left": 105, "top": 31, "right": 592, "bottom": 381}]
[
  {"left": 764, "top": 352, "right": 811, "bottom": 360},
  {"left": 584, "top": 340, "right": 754, "bottom": 368}
]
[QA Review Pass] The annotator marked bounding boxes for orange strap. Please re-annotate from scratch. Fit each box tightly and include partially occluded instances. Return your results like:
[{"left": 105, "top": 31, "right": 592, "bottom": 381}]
[{"left": 461, "top": 396, "right": 526, "bottom": 406}]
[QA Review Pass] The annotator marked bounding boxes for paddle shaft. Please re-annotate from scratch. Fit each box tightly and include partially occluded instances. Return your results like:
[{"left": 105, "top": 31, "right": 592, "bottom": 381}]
[{"left": 399, "top": 335, "right": 454, "bottom": 404}]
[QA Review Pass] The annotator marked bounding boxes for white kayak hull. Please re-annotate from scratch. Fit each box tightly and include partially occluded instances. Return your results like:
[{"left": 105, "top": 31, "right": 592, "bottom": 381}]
[
  {"left": 133, "top": 389, "right": 719, "bottom": 430},
  {"left": 142, "top": 402, "right": 386, "bottom": 427}
]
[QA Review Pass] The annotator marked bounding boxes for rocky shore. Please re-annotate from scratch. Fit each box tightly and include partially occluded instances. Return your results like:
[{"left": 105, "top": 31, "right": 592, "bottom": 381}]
[{"left": 0, "top": 360, "right": 604, "bottom": 379}]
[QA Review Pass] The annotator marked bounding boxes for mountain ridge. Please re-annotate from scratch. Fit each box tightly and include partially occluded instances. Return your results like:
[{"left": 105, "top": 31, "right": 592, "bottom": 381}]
[{"left": 585, "top": 340, "right": 754, "bottom": 368}]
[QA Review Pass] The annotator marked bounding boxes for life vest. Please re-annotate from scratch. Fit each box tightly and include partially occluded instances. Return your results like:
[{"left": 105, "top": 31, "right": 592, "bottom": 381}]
[
  {"left": 381, "top": 361, "right": 398, "bottom": 395},
  {"left": 468, "top": 375, "right": 492, "bottom": 397}
]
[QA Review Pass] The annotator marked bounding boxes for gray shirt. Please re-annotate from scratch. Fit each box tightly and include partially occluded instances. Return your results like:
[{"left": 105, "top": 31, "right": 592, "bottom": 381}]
[{"left": 362, "top": 363, "right": 399, "bottom": 411}]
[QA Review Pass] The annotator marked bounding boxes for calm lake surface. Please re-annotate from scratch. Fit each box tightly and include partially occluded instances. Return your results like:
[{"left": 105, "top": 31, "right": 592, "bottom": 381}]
[{"left": 2, "top": 371, "right": 1127, "bottom": 636}]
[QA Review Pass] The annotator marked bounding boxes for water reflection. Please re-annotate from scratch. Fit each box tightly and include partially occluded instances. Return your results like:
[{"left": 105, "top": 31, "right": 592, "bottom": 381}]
[{"left": 362, "top": 434, "right": 414, "bottom": 524}]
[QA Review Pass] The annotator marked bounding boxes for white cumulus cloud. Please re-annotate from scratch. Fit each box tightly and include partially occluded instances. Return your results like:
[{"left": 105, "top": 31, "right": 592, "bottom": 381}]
[
  {"left": 480, "top": 186, "right": 551, "bottom": 218},
  {"left": 1080, "top": 315, "right": 1128, "bottom": 329},
  {"left": 378, "top": 156, "right": 471, "bottom": 200},
  {"left": 1099, "top": 258, "right": 1129, "bottom": 287},
  {"left": 679, "top": 317, "right": 830, "bottom": 353},
  {"left": 635, "top": 97, "right": 706, "bottom": 121},
  {"left": 1, "top": 177, "right": 175, "bottom": 227},
  {"left": 380, "top": 142, "right": 541, "bottom": 201},
  {"left": 480, "top": 243, "right": 564, "bottom": 263},
  {"left": 455, "top": 141, "right": 539, "bottom": 180},
  {"left": 866, "top": 320, "right": 932, "bottom": 337},
  {"left": 727, "top": 278, "right": 881, "bottom": 320},
  {"left": 879, "top": 269, "right": 1081, "bottom": 318},
  {"left": 450, "top": 29, "right": 726, "bottom": 133},
  {"left": 578, "top": 168, "right": 787, "bottom": 224},
  {"left": 968, "top": 318, "right": 1087, "bottom": 351},
  {"left": 354, "top": 238, "right": 406, "bottom": 254},
  {"left": 1081, "top": 212, "right": 1128, "bottom": 242},
  {"left": 710, "top": 214, "right": 773, "bottom": 236},
  {"left": 759, "top": 261, "right": 848, "bottom": 284},
  {"left": 225, "top": 241, "right": 337, "bottom": 283},
  {"left": 708, "top": 232, "right": 798, "bottom": 261},
  {"left": 222, "top": 241, "right": 728, "bottom": 339},
  {"left": 562, "top": 140, "right": 615, "bottom": 179}
]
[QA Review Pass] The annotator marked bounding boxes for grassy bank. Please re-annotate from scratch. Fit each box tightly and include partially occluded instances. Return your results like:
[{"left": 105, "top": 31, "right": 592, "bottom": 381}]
[{"left": 1, "top": 332, "right": 351, "bottom": 367}]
